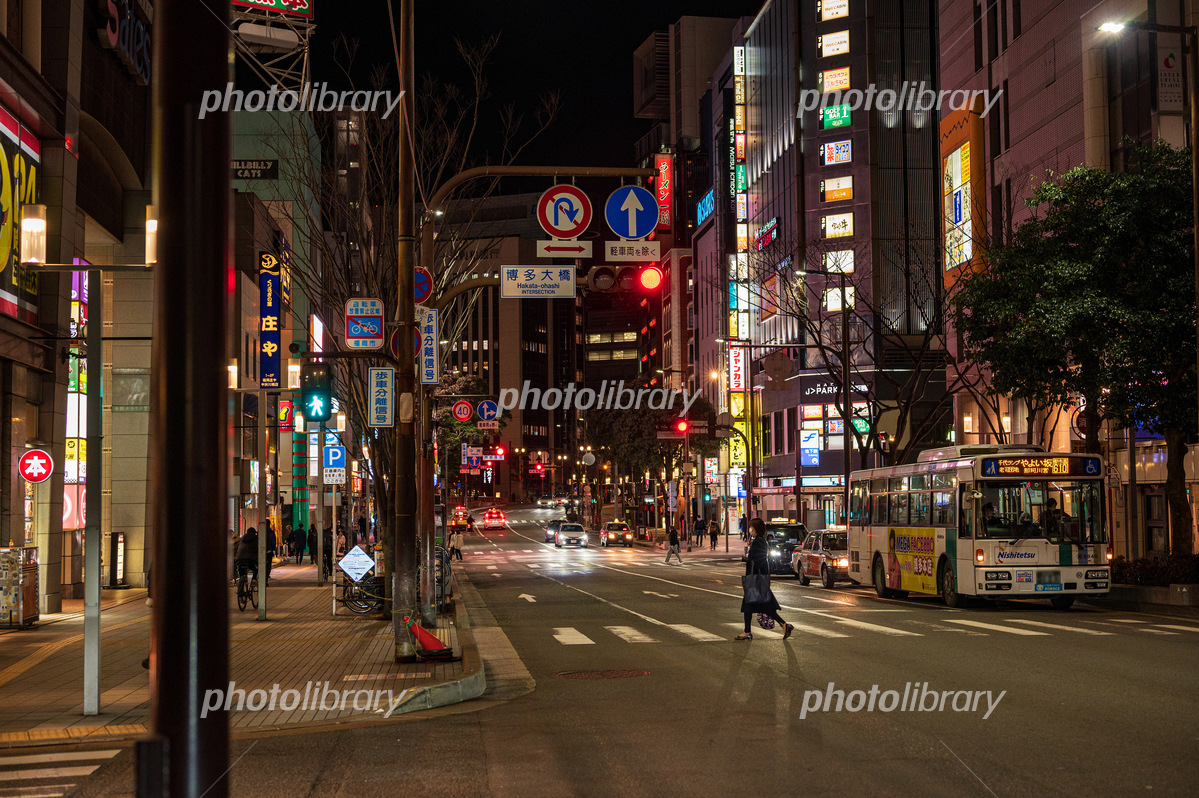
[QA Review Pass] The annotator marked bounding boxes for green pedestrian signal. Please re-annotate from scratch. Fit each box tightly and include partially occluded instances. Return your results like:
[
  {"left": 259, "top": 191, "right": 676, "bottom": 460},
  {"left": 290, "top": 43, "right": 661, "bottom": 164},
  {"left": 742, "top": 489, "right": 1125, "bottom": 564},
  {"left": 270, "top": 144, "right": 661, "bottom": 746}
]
[{"left": 300, "top": 363, "right": 332, "bottom": 423}]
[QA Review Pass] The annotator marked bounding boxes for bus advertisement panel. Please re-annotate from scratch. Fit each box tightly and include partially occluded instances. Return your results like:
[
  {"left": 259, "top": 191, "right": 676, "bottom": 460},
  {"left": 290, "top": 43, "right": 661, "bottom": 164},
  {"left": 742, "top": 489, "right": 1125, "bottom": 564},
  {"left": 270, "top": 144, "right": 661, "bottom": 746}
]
[{"left": 887, "top": 527, "right": 937, "bottom": 593}]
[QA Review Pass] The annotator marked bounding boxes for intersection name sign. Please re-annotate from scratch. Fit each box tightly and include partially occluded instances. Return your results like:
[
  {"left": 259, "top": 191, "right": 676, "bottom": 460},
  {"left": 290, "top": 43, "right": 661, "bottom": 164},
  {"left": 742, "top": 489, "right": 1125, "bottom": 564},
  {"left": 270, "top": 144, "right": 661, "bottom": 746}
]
[{"left": 501, "top": 266, "right": 576, "bottom": 299}]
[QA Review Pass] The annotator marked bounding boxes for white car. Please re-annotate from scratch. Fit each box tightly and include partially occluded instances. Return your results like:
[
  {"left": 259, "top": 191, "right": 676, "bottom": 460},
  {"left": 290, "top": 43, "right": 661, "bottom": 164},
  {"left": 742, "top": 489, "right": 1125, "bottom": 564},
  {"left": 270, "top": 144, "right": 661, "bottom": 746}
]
[
  {"left": 555, "top": 523, "right": 588, "bottom": 548},
  {"left": 600, "top": 522, "right": 634, "bottom": 547}
]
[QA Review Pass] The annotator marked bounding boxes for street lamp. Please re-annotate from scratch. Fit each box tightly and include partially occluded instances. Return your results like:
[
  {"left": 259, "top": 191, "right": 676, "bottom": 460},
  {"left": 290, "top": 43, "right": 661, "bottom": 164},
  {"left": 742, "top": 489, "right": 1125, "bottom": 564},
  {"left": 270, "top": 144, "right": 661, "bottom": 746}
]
[{"left": 1101, "top": 18, "right": 1199, "bottom": 495}]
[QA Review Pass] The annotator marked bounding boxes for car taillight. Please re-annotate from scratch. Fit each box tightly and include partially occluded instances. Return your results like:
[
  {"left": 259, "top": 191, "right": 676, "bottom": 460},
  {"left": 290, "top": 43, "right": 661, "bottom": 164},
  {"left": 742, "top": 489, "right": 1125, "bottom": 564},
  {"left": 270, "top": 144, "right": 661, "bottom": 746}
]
[
  {"left": 1106, "top": 545, "right": 1113, "bottom": 562},
  {"left": 976, "top": 549, "right": 985, "bottom": 563}
]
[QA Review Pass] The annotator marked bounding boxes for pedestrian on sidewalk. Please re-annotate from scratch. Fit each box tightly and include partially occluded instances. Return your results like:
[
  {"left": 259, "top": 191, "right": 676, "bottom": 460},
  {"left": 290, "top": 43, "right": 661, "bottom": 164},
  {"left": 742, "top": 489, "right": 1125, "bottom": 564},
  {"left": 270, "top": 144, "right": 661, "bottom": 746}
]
[
  {"left": 322, "top": 525, "right": 334, "bottom": 577},
  {"left": 739, "top": 515, "right": 747, "bottom": 541},
  {"left": 665, "top": 526, "right": 682, "bottom": 564},
  {"left": 336, "top": 528, "right": 347, "bottom": 556},
  {"left": 709, "top": 519, "right": 719, "bottom": 551},
  {"left": 265, "top": 523, "right": 277, "bottom": 585},
  {"left": 736, "top": 518, "right": 793, "bottom": 640},
  {"left": 449, "top": 528, "right": 463, "bottom": 560},
  {"left": 291, "top": 524, "right": 307, "bottom": 565},
  {"left": 308, "top": 525, "right": 318, "bottom": 565}
]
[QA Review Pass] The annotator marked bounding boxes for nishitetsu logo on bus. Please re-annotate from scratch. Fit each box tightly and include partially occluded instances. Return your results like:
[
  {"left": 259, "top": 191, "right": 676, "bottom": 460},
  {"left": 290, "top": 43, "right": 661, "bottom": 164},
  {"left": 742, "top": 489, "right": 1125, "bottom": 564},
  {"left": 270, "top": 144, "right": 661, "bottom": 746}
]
[{"left": 997, "top": 548, "right": 1037, "bottom": 562}]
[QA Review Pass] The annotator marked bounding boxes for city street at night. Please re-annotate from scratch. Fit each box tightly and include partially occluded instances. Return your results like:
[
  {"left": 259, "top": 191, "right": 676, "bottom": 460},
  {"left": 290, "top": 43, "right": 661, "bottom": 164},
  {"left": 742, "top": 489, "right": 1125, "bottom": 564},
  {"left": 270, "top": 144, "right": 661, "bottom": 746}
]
[{"left": 13, "top": 505, "right": 1195, "bottom": 797}]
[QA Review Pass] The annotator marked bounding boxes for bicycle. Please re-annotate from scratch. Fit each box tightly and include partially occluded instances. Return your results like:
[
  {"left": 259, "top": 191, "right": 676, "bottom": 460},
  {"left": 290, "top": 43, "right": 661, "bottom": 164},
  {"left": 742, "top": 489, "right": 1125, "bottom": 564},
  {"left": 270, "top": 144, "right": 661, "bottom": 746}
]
[
  {"left": 341, "top": 573, "right": 384, "bottom": 614},
  {"left": 235, "top": 564, "right": 258, "bottom": 612}
]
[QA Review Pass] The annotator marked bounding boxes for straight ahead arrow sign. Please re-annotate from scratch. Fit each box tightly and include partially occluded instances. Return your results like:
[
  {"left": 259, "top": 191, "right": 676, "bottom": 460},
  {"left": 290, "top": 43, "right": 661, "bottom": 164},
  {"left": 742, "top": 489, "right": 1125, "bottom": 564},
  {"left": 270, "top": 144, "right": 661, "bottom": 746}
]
[{"left": 519, "top": 594, "right": 537, "bottom": 603}]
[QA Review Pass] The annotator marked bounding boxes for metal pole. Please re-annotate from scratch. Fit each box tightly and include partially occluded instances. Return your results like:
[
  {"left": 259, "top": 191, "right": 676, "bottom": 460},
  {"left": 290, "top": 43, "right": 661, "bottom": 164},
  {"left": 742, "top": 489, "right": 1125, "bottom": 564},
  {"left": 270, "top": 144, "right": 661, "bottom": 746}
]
[
  {"left": 317, "top": 422, "right": 325, "bottom": 586},
  {"left": 1189, "top": 28, "right": 1199, "bottom": 508},
  {"left": 840, "top": 271, "right": 851, "bottom": 522},
  {"left": 257, "top": 390, "right": 267, "bottom": 618},
  {"left": 744, "top": 368, "right": 753, "bottom": 526},
  {"left": 82, "top": 269, "right": 102, "bottom": 715},
  {"left": 146, "top": 0, "right": 231, "bottom": 789},
  {"left": 395, "top": 0, "right": 418, "bottom": 661},
  {"left": 419, "top": 388, "right": 435, "bottom": 624}
]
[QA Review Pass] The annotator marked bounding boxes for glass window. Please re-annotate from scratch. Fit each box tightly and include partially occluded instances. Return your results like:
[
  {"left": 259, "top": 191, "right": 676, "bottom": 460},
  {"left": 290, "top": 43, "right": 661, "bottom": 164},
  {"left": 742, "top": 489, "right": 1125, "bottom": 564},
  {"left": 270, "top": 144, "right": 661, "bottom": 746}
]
[
  {"left": 871, "top": 493, "right": 888, "bottom": 525},
  {"left": 932, "top": 473, "right": 957, "bottom": 489},
  {"left": 889, "top": 477, "right": 908, "bottom": 492},
  {"left": 849, "top": 480, "right": 868, "bottom": 525},
  {"left": 888, "top": 493, "right": 909, "bottom": 526},
  {"left": 909, "top": 492, "right": 931, "bottom": 525},
  {"left": 910, "top": 474, "right": 928, "bottom": 491},
  {"left": 933, "top": 491, "right": 956, "bottom": 526},
  {"left": 977, "top": 480, "right": 1106, "bottom": 542}
]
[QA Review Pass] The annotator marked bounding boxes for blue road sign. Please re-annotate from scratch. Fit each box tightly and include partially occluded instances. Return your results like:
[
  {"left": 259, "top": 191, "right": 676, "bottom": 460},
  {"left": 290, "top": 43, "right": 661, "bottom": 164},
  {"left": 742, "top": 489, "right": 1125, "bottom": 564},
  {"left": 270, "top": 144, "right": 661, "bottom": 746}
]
[
  {"left": 604, "top": 185, "right": 658, "bottom": 240},
  {"left": 468, "top": 455, "right": 482, "bottom": 468},
  {"left": 415, "top": 267, "right": 433, "bottom": 304},
  {"left": 477, "top": 399, "right": 499, "bottom": 421},
  {"left": 324, "top": 445, "right": 346, "bottom": 469}
]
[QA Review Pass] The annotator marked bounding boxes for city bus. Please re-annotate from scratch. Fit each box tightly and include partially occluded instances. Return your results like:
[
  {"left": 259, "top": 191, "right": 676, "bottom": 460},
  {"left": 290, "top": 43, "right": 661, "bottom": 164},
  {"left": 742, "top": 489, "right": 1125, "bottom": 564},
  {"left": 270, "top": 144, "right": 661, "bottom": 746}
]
[{"left": 846, "top": 445, "right": 1113, "bottom": 610}]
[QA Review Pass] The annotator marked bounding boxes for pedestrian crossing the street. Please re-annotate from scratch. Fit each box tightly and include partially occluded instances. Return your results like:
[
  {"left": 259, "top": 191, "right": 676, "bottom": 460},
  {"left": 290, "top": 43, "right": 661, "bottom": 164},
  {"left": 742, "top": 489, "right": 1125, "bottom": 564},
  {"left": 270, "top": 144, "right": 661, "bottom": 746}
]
[{"left": 0, "top": 747, "right": 121, "bottom": 797}]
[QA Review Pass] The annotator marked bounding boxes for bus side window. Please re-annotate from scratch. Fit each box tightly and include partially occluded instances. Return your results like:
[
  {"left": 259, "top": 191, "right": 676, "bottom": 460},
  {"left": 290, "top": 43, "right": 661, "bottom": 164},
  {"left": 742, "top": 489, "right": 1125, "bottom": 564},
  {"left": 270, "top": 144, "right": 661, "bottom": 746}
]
[{"left": 959, "top": 488, "right": 973, "bottom": 538}]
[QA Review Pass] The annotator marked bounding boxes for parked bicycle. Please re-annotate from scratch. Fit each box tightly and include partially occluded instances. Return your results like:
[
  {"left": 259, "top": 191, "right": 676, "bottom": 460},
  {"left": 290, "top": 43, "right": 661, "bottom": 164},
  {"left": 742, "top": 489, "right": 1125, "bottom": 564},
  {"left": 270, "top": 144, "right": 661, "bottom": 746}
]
[
  {"left": 235, "top": 563, "right": 258, "bottom": 612},
  {"left": 341, "top": 573, "right": 384, "bottom": 614}
]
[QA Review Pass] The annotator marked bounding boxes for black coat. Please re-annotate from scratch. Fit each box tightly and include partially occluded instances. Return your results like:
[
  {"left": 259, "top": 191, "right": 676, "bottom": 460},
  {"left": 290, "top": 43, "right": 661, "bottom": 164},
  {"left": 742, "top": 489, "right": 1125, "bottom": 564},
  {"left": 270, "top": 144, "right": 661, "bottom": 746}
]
[
  {"left": 741, "top": 536, "right": 780, "bottom": 613},
  {"left": 668, "top": 528, "right": 679, "bottom": 546}
]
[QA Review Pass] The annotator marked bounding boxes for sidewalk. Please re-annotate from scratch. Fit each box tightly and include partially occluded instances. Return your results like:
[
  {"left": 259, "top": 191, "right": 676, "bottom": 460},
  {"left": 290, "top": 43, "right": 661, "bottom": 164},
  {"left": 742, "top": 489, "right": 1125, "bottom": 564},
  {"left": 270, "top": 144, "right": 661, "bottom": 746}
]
[{"left": 0, "top": 560, "right": 485, "bottom": 747}]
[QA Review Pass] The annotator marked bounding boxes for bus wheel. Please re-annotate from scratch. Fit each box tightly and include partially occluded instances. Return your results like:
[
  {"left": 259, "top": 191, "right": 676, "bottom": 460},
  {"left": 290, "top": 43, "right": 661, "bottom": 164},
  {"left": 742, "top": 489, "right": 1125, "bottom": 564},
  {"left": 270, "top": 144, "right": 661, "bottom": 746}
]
[
  {"left": 1050, "top": 596, "right": 1075, "bottom": 610},
  {"left": 872, "top": 557, "right": 892, "bottom": 599},
  {"left": 940, "top": 558, "right": 966, "bottom": 608}
]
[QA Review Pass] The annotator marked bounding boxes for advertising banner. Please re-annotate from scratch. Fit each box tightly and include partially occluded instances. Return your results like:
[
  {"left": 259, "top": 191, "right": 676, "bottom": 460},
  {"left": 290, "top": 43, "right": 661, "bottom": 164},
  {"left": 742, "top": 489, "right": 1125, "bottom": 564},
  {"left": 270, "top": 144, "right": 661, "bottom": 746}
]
[
  {"left": 259, "top": 252, "right": 282, "bottom": 388},
  {"left": 887, "top": 527, "right": 937, "bottom": 593}
]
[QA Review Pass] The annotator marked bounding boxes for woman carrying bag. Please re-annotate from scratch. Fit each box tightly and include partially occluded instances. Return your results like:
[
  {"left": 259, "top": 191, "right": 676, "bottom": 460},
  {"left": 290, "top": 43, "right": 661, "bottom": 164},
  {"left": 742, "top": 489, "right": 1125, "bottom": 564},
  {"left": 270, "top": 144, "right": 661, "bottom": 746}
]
[{"left": 736, "top": 517, "right": 794, "bottom": 640}]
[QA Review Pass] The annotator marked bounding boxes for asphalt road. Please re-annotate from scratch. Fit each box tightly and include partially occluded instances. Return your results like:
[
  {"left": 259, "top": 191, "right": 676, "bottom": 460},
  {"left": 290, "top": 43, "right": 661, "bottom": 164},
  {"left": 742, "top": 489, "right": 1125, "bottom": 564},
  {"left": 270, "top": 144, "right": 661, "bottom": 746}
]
[{"left": 16, "top": 504, "right": 1199, "bottom": 797}]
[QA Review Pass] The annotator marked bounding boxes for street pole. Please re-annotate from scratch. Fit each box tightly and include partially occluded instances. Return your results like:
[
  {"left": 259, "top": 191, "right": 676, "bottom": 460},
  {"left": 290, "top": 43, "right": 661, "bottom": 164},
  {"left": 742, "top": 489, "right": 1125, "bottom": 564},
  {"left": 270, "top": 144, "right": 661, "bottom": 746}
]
[
  {"left": 258, "top": 389, "right": 267, "bottom": 618},
  {"left": 395, "top": 0, "right": 418, "bottom": 662},
  {"left": 82, "top": 268, "right": 101, "bottom": 715},
  {"left": 317, "top": 421, "right": 325, "bottom": 586},
  {"left": 840, "top": 270, "right": 851, "bottom": 523},
  {"left": 145, "top": 0, "right": 230, "bottom": 790},
  {"left": 1188, "top": 28, "right": 1199, "bottom": 493}
]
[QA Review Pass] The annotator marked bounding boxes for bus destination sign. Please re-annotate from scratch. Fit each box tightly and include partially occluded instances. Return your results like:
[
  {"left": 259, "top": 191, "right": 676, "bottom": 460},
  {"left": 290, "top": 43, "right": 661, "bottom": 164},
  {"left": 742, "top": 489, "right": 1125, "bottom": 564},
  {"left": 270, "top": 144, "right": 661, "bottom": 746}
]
[{"left": 981, "top": 457, "right": 1103, "bottom": 478}]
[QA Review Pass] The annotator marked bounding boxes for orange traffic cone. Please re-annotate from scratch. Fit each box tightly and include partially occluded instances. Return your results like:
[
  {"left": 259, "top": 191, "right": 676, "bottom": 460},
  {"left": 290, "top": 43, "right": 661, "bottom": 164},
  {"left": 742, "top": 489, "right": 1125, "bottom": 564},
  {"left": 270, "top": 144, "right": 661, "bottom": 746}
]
[{"left": 402, "top": 615, "right": 451, "bottom": 653}]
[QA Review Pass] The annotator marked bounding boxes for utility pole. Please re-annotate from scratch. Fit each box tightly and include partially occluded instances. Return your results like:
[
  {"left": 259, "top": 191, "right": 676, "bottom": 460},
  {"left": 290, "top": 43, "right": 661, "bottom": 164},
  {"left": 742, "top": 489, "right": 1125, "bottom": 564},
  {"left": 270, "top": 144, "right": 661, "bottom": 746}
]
[
  {"left": 395, "top": 0, "right": 418, "bottom": 662},
  {"left": 144, "top": 0, "right": 230, "bottom": 792}
]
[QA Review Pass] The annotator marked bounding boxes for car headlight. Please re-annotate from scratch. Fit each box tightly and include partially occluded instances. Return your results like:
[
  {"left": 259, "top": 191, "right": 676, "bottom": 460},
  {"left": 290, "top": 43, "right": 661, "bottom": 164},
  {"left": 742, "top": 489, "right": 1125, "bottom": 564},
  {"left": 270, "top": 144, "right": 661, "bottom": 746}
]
[
  {"left": 836, "top": 558, "right": 849, "bottom": 567},
  {"left": 769, "top": 549, "right": 779, "bottom": 558}
]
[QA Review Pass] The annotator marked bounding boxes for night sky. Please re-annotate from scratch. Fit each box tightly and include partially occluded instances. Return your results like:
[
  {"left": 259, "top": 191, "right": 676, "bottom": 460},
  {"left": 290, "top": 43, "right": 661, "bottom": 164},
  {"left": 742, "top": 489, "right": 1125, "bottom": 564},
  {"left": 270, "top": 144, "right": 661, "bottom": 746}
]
[{"left": 313, "top": 1, "right": 764, "bottom": 167}]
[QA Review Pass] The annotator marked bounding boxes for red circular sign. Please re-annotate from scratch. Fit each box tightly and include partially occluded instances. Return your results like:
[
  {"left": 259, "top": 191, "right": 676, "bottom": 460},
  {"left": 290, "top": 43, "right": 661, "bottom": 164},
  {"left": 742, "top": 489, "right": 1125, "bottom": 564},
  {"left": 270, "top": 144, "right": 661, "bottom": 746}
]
[
  {"left": 536, "top": 184, "right": 592, "bottom": 238},
  {"left": 19, "top": 448, "right": 54, "bottom": 483},
  {"left": 451, "top": 400, "right": 473, "bottom": 422}
]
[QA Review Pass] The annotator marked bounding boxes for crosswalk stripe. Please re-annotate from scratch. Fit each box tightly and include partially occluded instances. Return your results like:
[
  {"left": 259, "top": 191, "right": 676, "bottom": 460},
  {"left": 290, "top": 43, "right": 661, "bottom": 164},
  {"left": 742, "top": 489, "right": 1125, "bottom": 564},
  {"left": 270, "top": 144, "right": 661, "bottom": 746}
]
[
  {"left": 0, "top": 788, "right": 76, "bottom": 798},
  {"left": 0, "top": 766, "right": 100, "bottom": 782},
  {"left": 944, "top": 619, "right": 1050, "bottom": 636},
  {"left": 605, "top": 625, "right": 657, "bottom": 643},
  {"left": 527, "top": 564, "right": 540, "bottom": 569},
  {"left": 1137, "top": 628, "right": 1179, "bottom": 635},
  {"left": 486, "top": 565, "right": 497, "bottom": 569},
  {"left": 666, "top": 624, "right": 726, "bottom": 642},
  {"left": 1106, "top": 618, "right": 1149, "bottom": 623},
  {"left": 789, "top": 622, "right": 852, "bottom": 639},
  {"left": 0, "top": 750, "right": 120, "bottom": 766},
  {"left": 824, "top": 616, "right": 921, "bottom": 636},
  {"left": 1008, "top": 619, "right": 1114, "bottom": 635},
  {"left": 1154, "top": 624, "right": 1199, "bottom": 633},
  {"left": 552, "top": 627, "right": 594, "bottom": 645},
  {"left": 724, "top": 622, "right": 782, "bottom": 639}
]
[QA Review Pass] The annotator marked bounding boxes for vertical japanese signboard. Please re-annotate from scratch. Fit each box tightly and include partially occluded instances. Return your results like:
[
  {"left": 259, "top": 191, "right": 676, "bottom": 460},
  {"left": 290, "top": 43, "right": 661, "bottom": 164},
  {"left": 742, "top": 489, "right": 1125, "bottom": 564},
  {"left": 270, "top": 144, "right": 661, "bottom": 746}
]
[
  {"left": 259, "top": 251, "right": 282, "bottom": 388},
  {"left": 416, "top": 306, "right": 439, "bottom": 385},
  {"left": 369, "top": 367, "right": 394, "bottom": 427},
  {"left": 654, "top": 153, "right": 673, "bottom": 231},
  {"left": 729, "top": 346, "right": 746, "bottom": 394}
]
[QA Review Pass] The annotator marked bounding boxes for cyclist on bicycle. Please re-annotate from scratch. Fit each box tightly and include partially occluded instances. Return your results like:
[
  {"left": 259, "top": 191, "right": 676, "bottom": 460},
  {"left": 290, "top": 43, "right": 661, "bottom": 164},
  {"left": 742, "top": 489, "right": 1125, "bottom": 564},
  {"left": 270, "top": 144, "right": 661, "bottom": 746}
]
[{"left": 234, "top": 527, "right": 259, "bottom": 583}]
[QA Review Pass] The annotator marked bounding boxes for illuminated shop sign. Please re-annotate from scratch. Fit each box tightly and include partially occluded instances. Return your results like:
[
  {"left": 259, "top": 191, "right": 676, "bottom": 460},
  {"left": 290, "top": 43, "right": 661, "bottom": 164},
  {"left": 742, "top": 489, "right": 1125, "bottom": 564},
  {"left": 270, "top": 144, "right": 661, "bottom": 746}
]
[
  {"left": 818, "top": 30, "right": 850, "bottom": 57},
  {"left": 819, "top": 67, "right": 851, "bottom": 93},
  {"left": 822, "top": 140, "right": 852, "bottom": 165},
  {"left": 754, "top": 218, "right": 779, "bottom": 251},
  {"left": 821, "top": 176, "right": 853, "bottom": 202}
]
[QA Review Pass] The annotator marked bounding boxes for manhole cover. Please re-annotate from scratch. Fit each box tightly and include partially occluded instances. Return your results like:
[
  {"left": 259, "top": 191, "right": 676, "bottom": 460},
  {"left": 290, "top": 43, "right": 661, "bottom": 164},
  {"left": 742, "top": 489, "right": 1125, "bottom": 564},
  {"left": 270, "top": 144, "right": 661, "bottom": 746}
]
[{"left": 556, "top": 669, "right": 650, "bottom": 680}]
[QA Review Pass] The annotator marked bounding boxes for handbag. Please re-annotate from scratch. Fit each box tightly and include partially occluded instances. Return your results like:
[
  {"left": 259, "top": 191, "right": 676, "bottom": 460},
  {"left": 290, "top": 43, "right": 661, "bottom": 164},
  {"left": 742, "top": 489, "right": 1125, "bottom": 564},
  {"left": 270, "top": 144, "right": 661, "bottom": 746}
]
[{"left": 742, "top": 572, "right": 771, "bottom": 606}]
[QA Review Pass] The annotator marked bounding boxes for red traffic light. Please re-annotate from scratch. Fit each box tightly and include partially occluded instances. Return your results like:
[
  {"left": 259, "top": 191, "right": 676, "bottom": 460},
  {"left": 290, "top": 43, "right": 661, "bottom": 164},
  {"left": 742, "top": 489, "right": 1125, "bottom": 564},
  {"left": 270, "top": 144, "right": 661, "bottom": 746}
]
[
  {"left": 639, "top": 265, "right": 664, "bottom": 290},
  {"left": 495, "top": 446, "right": 506, "bottom": 456},
  {"left": 675, "top": 420, "right": 689, "bottom": 433},
  {"left": 536, "top": 464, "right": 544, "bottom": 472}
]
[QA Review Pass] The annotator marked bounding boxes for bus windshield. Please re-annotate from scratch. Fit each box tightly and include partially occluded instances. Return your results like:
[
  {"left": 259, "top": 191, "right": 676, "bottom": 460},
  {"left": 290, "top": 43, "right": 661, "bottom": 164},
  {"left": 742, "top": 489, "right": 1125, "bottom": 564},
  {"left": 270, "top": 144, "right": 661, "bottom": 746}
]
[{"left": 977, "top": 480, "right": 1106, "bottom": 544}]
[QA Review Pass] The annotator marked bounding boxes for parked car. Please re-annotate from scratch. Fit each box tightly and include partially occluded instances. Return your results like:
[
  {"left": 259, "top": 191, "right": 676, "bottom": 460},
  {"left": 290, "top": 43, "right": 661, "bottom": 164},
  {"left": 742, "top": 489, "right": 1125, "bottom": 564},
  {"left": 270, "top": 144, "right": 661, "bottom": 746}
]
[
  {"left": 483, "top": 509, "right": 507, "bottom": 530},
  {"left": 600, "top": 521, "right": 634, "bottom": 547},
  {"left": 555, "top": 522, "right": 588, "bottom": 548},
  {"left": 742, "top": 522, "right": 807, "bottom": 576},
  {"left": 792, "top": 529, "right": 850, "bottom": 588},
  {"left": 544, "top": 519, "right": 563, "bottom": 542}
]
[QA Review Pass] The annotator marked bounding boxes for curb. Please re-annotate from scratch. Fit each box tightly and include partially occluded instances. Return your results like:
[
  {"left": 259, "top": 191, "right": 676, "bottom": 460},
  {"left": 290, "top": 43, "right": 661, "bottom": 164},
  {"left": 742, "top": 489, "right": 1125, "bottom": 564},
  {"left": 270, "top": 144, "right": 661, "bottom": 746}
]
[{"left": 384, "top": 579, "right": 486, "bottom": 716}]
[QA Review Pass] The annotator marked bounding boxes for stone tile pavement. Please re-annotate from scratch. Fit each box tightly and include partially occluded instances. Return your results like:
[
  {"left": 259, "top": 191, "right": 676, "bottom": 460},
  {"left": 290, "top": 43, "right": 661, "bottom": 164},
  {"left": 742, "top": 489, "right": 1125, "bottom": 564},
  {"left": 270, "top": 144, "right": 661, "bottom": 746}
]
[{"left": 0, "top": 560, "right": 482, "bottom": 747}]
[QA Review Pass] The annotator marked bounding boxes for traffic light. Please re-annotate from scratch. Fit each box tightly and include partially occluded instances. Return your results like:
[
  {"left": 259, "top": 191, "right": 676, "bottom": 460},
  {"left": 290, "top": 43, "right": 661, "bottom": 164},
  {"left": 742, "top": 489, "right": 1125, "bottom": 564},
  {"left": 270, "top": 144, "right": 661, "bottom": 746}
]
[
  {"left": 675, "top": 419, "right": 690, "bottom": 433},
  {"left": 704, "top": 491, "right": 712, "bottom": 502},
  {"left": 495, "top": 445, "right": 506, "bottom": 457},
  {"left": 585, "top": 265, "right": 663, "bottom": 293},
  {"left": 299, "top": 362, "right": 332, "bottom": 423},
  {"left": 536, "top": 463, "right": 544, "bottom": 473}
]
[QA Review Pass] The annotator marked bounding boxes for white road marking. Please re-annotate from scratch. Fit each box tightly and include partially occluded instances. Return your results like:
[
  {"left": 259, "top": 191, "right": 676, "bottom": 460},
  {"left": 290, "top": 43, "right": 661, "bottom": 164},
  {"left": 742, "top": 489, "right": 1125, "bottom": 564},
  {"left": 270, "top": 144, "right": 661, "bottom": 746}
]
[
  {"left": 605, "top": 625, "right": 657, "bottom": 643},
  {"left": 1154, "top": 624, "right": 1199, "bottom": 633},
  {"left": 0, "top": 750, "right": 120, "bottom": 766},
  {"left": 527, "top": 564, "right": 541, "bottom": 569},
  {"left": 1106, "top": 618, "right": 1149, "bottom": 623},
  {"left": 1008, "top": 619, "right": 1115, "bottom": 635},
  {"left": 666, "top": 624, "right": 726, "bottom": 642},
  {"left": 0, "top": 767, "right": 100, "bottom": 782},
  {"left": 553, "top": 627, "right": 594, "bottom": 645},
  {"left": 830, "top": 616, "right": 922, "bottom": 636},
  {"left": 486, "top": 565, "right": 497, "bottom": 570},
  {"left": 1137, "top": 628, "right": 1179, "bottom": 635},
  {"left": 944, "top": 619, "right": 1050, "bottom": 636},
  {"left": 518, "top": 594, "right": 536, "bottom": 602}
]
